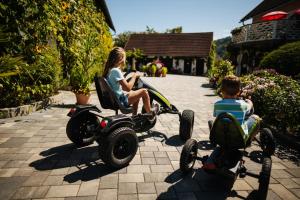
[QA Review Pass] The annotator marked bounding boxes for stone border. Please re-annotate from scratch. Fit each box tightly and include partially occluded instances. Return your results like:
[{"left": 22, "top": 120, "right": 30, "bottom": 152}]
[{"left": 0, "top": 92, "right": 63, "bottom": 119}]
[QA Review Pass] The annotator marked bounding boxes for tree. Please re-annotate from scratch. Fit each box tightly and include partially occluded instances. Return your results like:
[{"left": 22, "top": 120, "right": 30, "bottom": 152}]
[
  {"left": 165, "top": 26, "right": 182, "bottom": 33},
  {"left": 113, "top": 31, "right": 134, "bottom": 48},
  {"left": 207, "top": 41, "right": 216, "bottom": 75},
  {"left": 145, "top": 26, "right": 157, "bottom": 34}
]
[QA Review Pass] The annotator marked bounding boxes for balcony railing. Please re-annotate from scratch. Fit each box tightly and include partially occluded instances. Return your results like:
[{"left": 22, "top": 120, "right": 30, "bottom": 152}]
[{"left": 232, "top": 19, "right": 300, "bottom": 44}]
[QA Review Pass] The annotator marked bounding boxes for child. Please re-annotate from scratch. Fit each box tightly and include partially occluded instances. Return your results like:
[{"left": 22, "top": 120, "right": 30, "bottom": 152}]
[
  {"left": 102, "top": 47, "right": 158, "bottom": 120},
  {"left": 203, "top": 75, "right": 260, "bottom": 170}
]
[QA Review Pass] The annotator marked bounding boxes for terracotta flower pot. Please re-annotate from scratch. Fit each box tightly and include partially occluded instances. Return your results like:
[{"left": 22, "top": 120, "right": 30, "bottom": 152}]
[{"left": 75, "top": 93, "right": 91, "bottom": 105}]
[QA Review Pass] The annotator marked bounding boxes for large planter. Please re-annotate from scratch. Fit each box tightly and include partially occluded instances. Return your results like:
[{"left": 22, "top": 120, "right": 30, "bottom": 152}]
[{"left": 75, "top": 93, "right": 91, "bottom": 105}]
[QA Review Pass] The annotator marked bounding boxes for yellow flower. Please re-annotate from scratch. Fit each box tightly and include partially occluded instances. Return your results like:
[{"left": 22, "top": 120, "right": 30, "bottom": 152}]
[
  {"left": 62, "top": 15, "right": 69, "bottom": 23},
  {"left": 61, "top": 2, "right": 70, "bottom": 10},
  {"left": 35, "top": 46, "right": 42, "bottom": 53}
]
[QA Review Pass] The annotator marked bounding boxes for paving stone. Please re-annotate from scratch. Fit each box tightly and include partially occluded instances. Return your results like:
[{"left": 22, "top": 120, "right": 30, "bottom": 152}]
[
  {"left": 150, "top": 165, "right": 173, "bottom": 173},
  {"left": 0, "top": 176, "right": 28, "bottom": 199},
  {"left": 119, "top": 173, "right": 144, "bottom": 183},
  {"left": 232, "top": 180, "right": 253, "bottom": 191},
  {"left": 166, "top": 151, "right": 180, "bottom": 161},
  {"left": 118, "top": 194, "right": 138, "bottom": 200},
  {"left": 0, "top": 168, "right": 19, "bottom": 177},
  {"left": 23, "top": 172, "right": 49, "bottom": 186},
  {"left": 286, "top": 169, "right": 300, "bottom": 178},
  {"left": 277, "top": 178, "right": 300, "bottom": 189},
  {"left": 42, "top": 175, "right": 64, "bottom": 186},
  {"left": 270, "top": 184, "right": 299, "bottom": 200},
  {"left": 46, "top": 185, "right": 80, "bottom": 198},
  {"left": 140, "top": 147, "right": 158, "bottom": 152},
  {"left": 97, "top": 189, "right": 117, "bottom": 200},
  {"left": 140, "top": 152, "right": 155, "bottom": 157},
  {"left": 64, "top": 196, "right": 97, "bottom": 200},
  {"left": 13, "top": 168, "right": 34, "bottom": 177},
  {"left": 142, "top": 157, "right": 156, "bottom": 165},
  {"left": 77, "top": 179, "right": 99, "bottom": 196},
  {"left": 266, "top": 190, "right": 282, "bottom": 200},
  {"left": 99, "top": 174, "right": 118, "bottom": 189},
  {"left": 155, "top": 157, "right": 171, "bottom": 165},
  {"left": 290, "top": 188, "right": 300, "bottom": 198},
  {"left": 155, "top": 182, "right": 176, "bottom": 199},
  {"left": 12, "top": 186, "right": 49, "bottom": 199},
  {"left": 271, "top": 169, "right": 294, "bottom": 179},
  {"left": 127, "top": 165, "right": 151, "bottom": 173},
  {"left": 118, "top": 182, "right": 137, "bottom": 194},
  {"left": 138, "top": 194, "right": 157, "bottom": 200},
  {"left": 154, "top": 151, "right": 168, "bottom": 158},
  {"left": 144, "top": 173, "right": 168, "bottom": 182},
  {"left": 137, "top": 182, "right": 156, "bottom": 194}
]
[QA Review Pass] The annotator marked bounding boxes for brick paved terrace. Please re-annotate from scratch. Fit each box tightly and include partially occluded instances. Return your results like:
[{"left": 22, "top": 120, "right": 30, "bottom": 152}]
[{"left": 0, "top": 75, "right": 299, "bottom": 200}]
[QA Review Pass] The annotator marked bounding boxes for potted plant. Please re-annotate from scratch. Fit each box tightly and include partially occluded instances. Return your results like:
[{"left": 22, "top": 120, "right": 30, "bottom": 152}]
[
  {"left": 161, "top": 67, "right": 168, "bottom": 77},
  {"left": 70, "top": 65, "right": 92, "bottom": 105}
]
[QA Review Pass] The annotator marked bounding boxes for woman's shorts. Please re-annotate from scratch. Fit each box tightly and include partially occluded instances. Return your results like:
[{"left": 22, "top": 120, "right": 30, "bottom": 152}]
[{"left": 119, "top": 93, "right": 129, "bottom": 107}]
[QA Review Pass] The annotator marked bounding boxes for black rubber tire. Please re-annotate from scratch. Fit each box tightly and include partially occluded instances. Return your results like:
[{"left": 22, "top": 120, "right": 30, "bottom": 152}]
[
  {"left": 102, "top": 127, "right": 138, "bottom": 169},
  {"left": 260, "top": 128, "right": 275, "bottom": 156},
  {"left": 179, "top": 110, "right": 195, "bottom": 141},
  {"left": 208, "top": 120, "right": 213, "bottom": 131},
  {"left": 258, "top": 156, "right": 272, "bottom": 200},
  {"left": 66, "top": 113, "right": 99, "bottom": 146},
  {"left": 180, "top": 139, "right": 198, "bottom": 173}
]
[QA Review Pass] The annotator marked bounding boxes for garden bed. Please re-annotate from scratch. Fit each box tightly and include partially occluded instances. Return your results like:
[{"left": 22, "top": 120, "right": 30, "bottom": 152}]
[{"left": 0, "top": 92, "right": 63, "bottom": 119}]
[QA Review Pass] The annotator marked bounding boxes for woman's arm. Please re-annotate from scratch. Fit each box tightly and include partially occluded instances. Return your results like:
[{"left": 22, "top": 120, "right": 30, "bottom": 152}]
[{"left": 119, "top": 73, "right": 139, "bottom": 92}]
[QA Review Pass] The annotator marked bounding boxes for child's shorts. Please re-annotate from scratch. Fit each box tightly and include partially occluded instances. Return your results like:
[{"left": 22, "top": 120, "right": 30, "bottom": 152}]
[{"left": 119, "top": 93, "right": 129, "bottom": 107}]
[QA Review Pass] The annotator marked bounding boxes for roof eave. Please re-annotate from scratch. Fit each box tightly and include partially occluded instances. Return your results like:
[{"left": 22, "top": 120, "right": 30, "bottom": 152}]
[{"left": 98, "top": 0, "right": 115, "bottom": 32}]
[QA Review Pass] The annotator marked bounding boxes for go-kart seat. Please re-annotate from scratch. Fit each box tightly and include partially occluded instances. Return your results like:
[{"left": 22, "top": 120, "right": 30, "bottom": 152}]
[
  {"left": 94, "top": 76, "right": 133, "bottom": 114},
  {"left": 210, "top": 112, "right": 255, "bottom": 150}
]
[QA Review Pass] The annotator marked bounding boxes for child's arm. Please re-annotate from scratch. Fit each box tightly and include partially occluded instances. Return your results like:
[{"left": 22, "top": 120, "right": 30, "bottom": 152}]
[
  {"left": 119, "top": 73, "right": 140, "bottom": 92},
  {"left": 244, "top": 99, "right": 254, "bottom": 115}
]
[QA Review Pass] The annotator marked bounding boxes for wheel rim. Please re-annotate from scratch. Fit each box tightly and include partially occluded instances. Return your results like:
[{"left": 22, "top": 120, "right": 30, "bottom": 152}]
[
  {"left": 113, "top": 137, "right": 134, "bottom": 159},
  {"left": 79, "top": 117, "right": 94, "bottom": 139},
  {"left": 186, "top": 146, "right": 197, "bottom": 168}
]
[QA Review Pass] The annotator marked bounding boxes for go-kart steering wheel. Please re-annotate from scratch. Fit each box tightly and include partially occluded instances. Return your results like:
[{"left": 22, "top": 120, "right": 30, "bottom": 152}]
[{"left": 124, "top": 69, "right": 140, "bottom": 90}]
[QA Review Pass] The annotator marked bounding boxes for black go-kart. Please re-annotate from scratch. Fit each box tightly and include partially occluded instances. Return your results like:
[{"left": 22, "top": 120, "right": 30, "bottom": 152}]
[
  {"left": 66, "top": 71, "right": 194, "bottom": 168},
  {"left": 180, "top": 112, "right": 275, "bottom": 200}
]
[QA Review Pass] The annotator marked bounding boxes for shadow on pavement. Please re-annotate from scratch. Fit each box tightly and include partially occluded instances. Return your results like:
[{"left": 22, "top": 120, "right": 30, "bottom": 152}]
[
  {"left": 138, "top": 130, "right": 168, "bottom": 142},
  {"left": 158, "top": 168, "right": 259, "bottom": 200},
  {"left": 165, "top": 135, "right": 185, "bottom": 147},
  {"left": 29, "top": 143, "right": 118, "bottom": 182}
]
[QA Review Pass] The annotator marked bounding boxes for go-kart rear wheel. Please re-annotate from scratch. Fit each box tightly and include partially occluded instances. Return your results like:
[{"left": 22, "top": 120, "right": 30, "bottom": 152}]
[
  {"left": 260, "top": 128, "right": 275, "bottom": 156},
  {"left": 179, "top": 110, "right": 194, "bottom": 141},
  {"left": 66, "top": 113, "right": 99, "bottom": 146},
  {"left": 180, "top": 139, "right": 198, "bottom": 173},
  {"left": 258, "top": 156, "right": 272, "bottom": 200},
  {"left": 102, "top": 127, "right": 138, "bottom": 169},
  {"left": 208, "top": 120, "right": 213, "bottom": 131}
]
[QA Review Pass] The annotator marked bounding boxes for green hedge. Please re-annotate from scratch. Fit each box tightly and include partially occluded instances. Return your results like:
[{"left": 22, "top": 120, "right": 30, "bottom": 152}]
[
  {"left": 0, "top": 48, "right": 61, "bottom": 108},
  {"left": 241, "top": 70, "right": 300, "bottom": 136},
  {"left": 260, "top": 41, "right": 300, "bottom": 77}
]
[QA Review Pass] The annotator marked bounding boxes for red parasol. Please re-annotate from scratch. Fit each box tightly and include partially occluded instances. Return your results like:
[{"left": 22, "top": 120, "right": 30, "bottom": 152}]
[
  {"left": 261, "top": 11, "right": 288, "bottom": 21},
  {"left": 295, "top": 8, "right": 300, "bottom": 15}
]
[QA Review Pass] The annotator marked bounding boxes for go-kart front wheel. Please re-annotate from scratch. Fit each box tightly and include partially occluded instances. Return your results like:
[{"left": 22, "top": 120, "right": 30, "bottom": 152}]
[
  {"left": 179, "top": 110, "right": 195, "bottom": 141},
  {"left": 260, "top": 128, "right": 275, "bottom": 156},
  {"left": 101, "top": 127, "right": 138, "bottom": 169},
  {"left": 258, "top": 156, "right": 272, "bottom": 200},
  {"left": 180, "top": 139, "right": 198, "bottom": 173},
  {"left": 66, "top": 112, "right": 99, "bottom": 146}
]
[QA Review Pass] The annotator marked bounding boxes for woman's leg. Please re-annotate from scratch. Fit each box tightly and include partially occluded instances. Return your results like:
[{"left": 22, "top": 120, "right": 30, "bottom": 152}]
[
  {"left": 132, "top": 100, "right": 139, "bottom": 115},
  {"left": 128, "top": 89, "right": 151, "bottom": 113}
]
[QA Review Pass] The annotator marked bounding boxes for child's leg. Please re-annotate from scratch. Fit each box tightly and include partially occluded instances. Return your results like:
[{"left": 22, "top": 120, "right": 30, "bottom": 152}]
[
  {"left": 128, "top": 89, "right": 151, "bottom": 113},
  {"left": 132, "top": 100, "right": 139, "bottom": 115},
  {"left": 245, "top": 114, "right": 261, "bottom": 141}
]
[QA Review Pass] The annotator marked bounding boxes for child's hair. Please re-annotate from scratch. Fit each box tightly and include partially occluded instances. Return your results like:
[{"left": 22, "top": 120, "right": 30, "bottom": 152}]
[
  {"left": 221, "top": 75, "right": 241, "bottom": 96},
  {"left": 103, "top": 47, "right": 126, "bottom": 77}
]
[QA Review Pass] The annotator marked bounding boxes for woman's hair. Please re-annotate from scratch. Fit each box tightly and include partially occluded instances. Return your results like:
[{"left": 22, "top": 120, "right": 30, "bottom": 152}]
[
  {"left": 103, "top": 47, "right": 126, "bottom": 77},
  {"left": 221, "top": 75, "right": 241, "bottom": 96}
]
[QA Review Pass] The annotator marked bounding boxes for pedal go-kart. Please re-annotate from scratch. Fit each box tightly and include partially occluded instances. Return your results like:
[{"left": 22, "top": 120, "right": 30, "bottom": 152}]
[
  {"left": 180, "top": 112, "right": 275, "bottom": 200},
  {"left": 66, "top": 71, "right": 194, "bottom": 168}
]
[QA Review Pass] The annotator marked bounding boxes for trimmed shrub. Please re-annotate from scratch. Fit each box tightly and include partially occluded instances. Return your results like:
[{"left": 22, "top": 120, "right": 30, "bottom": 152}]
[
  {"left": 241, "top": 70, "right": 300, "bottom": 136},
  {"left": 209, "top": 59, "right": 234, "bottom": 89},
  {"left": 260, "top": 41, "right": 300, "bottom": 76},
  {"left": 0, "top": 47, "right": 62, "bottom": 108}
]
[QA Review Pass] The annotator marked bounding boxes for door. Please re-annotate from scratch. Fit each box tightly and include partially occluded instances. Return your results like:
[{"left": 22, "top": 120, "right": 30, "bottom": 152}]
[
  {"left": 196, "top": 58, "right": 204, "bottom": 75},
  {"left": 184, "top": 58, "right": 192, "bottom": 74}
]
